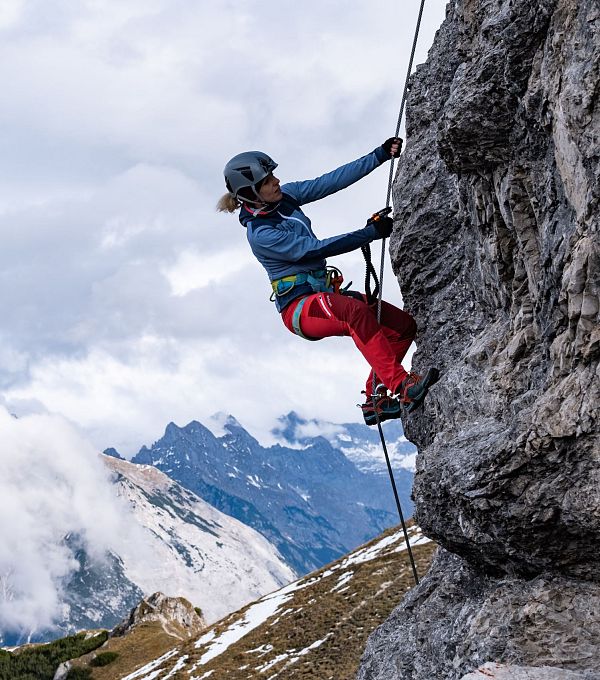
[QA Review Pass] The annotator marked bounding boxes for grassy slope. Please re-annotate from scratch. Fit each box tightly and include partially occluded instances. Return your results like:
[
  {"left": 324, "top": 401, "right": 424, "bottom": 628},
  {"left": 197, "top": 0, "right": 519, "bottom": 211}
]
[
  {"left": 184, "top": 526, "right": 434, "bottom": 680},
  {"left": 27, "top": 525, "right": 435, "bottom": 680},
  {"left": 69, "top": 623, "right": 178, "bottom": 680}
]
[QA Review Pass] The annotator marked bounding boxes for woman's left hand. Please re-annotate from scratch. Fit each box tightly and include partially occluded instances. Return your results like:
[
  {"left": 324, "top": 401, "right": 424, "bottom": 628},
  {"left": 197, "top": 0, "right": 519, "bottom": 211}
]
[{"left": 382, "top": 137, "right": 403, "bottom": 158}]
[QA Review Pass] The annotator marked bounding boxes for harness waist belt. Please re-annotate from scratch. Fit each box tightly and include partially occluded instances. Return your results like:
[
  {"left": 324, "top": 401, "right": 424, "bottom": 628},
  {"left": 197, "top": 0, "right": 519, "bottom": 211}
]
[
  {"left": 271, "top": 269, "right": 329, "bottom": 297},
  {"left": 271, "top": 266, "right": 347, "bottom": 301}
]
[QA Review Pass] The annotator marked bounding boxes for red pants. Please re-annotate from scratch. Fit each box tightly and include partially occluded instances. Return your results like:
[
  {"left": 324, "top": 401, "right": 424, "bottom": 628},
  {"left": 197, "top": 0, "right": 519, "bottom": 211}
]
[{"left": 281, "top": 293, "right": 416, "bottom": 397}]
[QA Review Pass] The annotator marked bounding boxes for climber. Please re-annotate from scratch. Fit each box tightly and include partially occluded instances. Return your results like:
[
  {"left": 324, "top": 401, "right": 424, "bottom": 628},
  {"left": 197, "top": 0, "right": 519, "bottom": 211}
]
[{"left": 217, "top": 139, "right": 439, "bottom": 424}]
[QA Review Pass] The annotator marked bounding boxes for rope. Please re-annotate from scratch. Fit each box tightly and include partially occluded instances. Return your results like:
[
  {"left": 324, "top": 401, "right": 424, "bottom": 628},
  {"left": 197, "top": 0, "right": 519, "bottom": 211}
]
[
  {"left": 370, "top": 0, "right": 427, "bottom": 587},
  {"left": 377, "top": 419, "right": 420, "bottom": 584},
  {"left": 361, "top": 243, "right": 380, "bottom": 305},
  {"left": 379, "top": 0, "right": 426, "bottom": 324}
]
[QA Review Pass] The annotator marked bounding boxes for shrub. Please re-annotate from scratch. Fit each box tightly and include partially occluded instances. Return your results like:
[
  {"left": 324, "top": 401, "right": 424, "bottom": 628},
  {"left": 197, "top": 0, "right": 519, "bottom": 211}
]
[
  {"left": 0, "top": 631, "right": 107, "bottom": 680},
  {"left": 90, "top": 651, "right": 119, "bottom": 667}
]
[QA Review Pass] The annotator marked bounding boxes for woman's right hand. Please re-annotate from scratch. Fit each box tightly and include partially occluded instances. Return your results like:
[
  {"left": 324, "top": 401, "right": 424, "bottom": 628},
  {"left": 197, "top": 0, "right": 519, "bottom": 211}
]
[{"left": 371, "top": 215, "right": 394, "bottom": 238}]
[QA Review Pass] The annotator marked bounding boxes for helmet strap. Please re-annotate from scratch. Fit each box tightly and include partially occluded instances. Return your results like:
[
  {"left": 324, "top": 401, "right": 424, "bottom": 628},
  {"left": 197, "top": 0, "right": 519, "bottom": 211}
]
[{"left": 238, "top": 182, "right": 280, "bottom": 215}]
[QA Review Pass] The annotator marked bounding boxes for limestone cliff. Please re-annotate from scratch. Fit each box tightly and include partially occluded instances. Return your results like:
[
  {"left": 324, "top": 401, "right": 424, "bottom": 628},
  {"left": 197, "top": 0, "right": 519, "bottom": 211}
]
[
  {"left": 111, "top": 592, "right": 206, "bottom": 640},
  {"left": 358, "top": 0, "right": 599, "bottom": 678}
]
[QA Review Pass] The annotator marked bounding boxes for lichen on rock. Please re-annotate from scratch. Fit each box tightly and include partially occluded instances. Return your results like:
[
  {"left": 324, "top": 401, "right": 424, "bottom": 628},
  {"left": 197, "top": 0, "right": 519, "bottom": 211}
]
[{"left": 358, "top": 0, "right": 599, "bottom": 677}]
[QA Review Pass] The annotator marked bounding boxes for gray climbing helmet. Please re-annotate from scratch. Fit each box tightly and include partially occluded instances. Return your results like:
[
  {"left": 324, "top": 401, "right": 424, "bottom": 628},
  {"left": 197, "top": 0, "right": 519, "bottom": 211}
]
[{"left": 224, "top": 151, "right": 278, "bottom": 198}]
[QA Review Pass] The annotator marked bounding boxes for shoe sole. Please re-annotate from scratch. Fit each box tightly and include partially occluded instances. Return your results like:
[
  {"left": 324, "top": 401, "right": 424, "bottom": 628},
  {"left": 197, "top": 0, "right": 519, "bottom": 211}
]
[
  {"left": 363, "top": 411, "right": 402, "bottom": 426},
  {"left": 405, "top": 368, "right": 440, "bottom": 413},
  {"left": 363, "top": 403, "right": 403, "bottom": 426}
]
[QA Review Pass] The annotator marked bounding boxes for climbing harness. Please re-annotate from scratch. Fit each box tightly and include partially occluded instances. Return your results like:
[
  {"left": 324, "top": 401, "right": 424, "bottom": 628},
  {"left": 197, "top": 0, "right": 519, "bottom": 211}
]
[
  {"left": 366, "top": 0, "right": 428, "bottom": 587},
  {"left": 274, "top": 266, "right": 350, "bottom": 341},
  {"left": 270, "top": 265, "right": 348, "bottom": 301},
  {"left": 290, "top": 296, "right": 315, "bottom": 341}
]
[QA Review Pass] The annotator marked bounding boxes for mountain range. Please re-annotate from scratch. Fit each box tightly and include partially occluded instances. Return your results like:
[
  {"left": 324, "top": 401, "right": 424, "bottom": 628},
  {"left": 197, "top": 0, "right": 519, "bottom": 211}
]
[
  {"left": 126, "top": 412, "right": 415, "bottom": 575},
  {"left": 272, "top": 410, "right": 416, "bottom": 475},
  {"left": 1, "top": 412, "right": 415, "bottom": 646}
]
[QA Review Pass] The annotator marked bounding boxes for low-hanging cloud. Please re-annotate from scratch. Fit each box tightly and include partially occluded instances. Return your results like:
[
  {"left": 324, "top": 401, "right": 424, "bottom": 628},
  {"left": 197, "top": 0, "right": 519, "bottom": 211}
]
[{"left": 0, "top": 407, "right": 149, "bottom": 636}]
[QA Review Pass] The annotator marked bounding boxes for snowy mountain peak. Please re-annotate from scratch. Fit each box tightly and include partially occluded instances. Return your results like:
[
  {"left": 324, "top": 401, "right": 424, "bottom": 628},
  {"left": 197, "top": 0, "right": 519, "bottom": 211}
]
[
  {"left": 103, "top": 446, "right": 124, "bottom": 460},
  {"left": 107, "top": 455, "right": 175, "bottom": 492},
  {"left": 180, "top": 420, "right": 212, "bottom": 437},
  {"left": 220, "top": 420, "right": 259, "bottom": 452},
  {"left": 272, "top": 411, "right": 307, "bottom": 444}
]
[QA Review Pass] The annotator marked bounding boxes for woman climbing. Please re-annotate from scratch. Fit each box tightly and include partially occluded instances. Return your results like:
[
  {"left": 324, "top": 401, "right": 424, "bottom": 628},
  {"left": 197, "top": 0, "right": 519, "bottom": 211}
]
[{"left": 217, "top": 139, "right": 438, "bottom": 424}]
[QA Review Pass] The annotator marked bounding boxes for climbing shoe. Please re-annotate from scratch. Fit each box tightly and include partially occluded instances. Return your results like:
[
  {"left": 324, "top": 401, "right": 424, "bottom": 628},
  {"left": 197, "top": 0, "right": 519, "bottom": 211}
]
[
  {"left": 396, "top": 367, "right": 440, "bottom": 413},
  {"left": 360, "top": 386, "right": 403, "bottom": 427}
]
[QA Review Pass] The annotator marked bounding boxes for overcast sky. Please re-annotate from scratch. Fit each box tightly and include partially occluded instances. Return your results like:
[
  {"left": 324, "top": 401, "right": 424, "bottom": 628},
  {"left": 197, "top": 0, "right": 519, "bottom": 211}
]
[{"left": 0, "top": 0, "right": 449, "bottom": 455}]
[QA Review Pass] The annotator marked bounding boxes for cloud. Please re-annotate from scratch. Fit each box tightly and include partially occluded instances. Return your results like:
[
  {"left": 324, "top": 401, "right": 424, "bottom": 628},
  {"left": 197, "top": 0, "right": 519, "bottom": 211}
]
[
  {"left": 0, "top": 407, "right": 147, "bottom": 635},
  {"left": 0, "top": 0, "right": 446, "bottom": 450}
]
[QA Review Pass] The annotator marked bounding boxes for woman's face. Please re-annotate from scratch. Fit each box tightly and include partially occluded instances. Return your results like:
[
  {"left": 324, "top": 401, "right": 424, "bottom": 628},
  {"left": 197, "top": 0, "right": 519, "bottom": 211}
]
[{"left": 258, "top": 173, "right": 283, "bottom": 203}]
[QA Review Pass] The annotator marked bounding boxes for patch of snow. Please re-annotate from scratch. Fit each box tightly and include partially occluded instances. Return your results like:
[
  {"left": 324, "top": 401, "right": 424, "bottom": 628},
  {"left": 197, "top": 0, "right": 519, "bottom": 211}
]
[
  {"left": 339, "top": 533, "right": 406, "bottom": 568},
  {"left": 120, "top": 648, "right": 178, "bottom": 680},
  {"left": 265, "top": 634, "right": 333, "bottom": 678},
  {"left": 393, "top": 534, "right": 432, "bottom": 552},
  {"left": 296, "top": 634, "right": 330, "bottom": 656},
  {"left": 194, "top": 671, "right": 215, "bottom": 680},
  {"left": 194, "top": 629, "right": 216, "bottom": 649},
  {"left": 194, "top": 589, "right": 295, "bottom": 666},
  {"left": 162, "top": 654, "right": 188, "bottom": 679},
  {"left": 257, "top": 652, "right": 290, "bottom": 672},
  {"left": 331, "top": 571, "right": 353, "bottom": 592},
  {"left": 246, "top": 643, "right": 274, "bottom": 655},
  {"left": 192, "top": 577, "right": 315, "bottom": 667}
]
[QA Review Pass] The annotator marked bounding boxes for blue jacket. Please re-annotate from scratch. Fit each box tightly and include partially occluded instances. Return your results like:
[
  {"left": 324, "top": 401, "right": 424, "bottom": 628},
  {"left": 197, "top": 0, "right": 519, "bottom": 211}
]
[{"left": 239, "top": 146, "right": 389, "bottom": 312}]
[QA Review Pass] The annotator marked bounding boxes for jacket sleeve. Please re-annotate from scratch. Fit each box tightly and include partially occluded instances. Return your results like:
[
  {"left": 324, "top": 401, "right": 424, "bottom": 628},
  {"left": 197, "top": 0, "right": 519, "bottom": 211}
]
[
  {"left": 249, "top": 222, "right": 380, "bottom": 263},
  {"left": 281, "top": 147, "right": 389, "bottom": 206}
]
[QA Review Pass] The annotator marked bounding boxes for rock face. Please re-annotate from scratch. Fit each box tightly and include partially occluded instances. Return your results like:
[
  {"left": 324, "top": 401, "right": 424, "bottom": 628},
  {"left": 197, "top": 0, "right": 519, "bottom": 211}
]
[
  {"left": 358, "top": 0, "right": 599, "bottom": 678},
  {"left": 111, "top": 592, "right": 206, "bottom": 640}
]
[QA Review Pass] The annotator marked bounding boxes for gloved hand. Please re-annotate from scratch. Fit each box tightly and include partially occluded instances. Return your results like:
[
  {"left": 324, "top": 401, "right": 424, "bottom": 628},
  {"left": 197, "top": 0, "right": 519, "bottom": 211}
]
[
  {"left": 382, "top": 137, "right": 403, "bottom": 158},
  {"left": 370, "top": 215, "right": 394, "bottom": 238}
]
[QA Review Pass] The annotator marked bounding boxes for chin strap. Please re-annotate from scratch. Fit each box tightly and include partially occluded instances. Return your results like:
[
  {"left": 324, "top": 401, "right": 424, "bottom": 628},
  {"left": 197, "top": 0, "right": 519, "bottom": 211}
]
[{"left": 242, "top": 200, "right": 281, "bottom": 216}]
